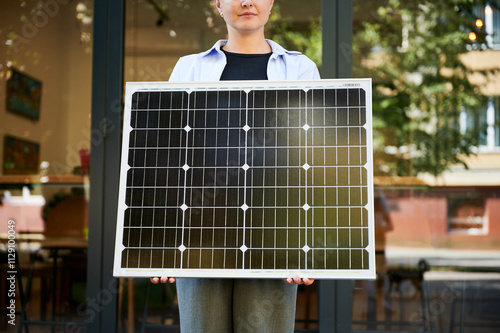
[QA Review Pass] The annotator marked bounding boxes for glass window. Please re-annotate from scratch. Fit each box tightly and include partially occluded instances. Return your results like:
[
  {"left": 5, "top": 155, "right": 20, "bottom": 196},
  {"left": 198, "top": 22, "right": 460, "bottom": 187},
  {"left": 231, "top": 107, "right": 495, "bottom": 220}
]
[
  {"left": 448, "top": 194, "right": 487, "bottom": 235},
  {"left": 474, "top": 1, "right": 500, "bottom": 48},
  {"left": 469, "top": 2, "right": 500, "bottom": 49},
  {"left": 1, "top": 0, "right": 92, "bottom": 328},
  {"left": 496, "top": 97, "right": 500, "bottom": 146},
  {"left": 353, "top": 0, "right": 500, "bottom": 331},
  {"left": 493, "top": 3, "right": 500, "bottom": 46},
  {"left": 464, "top": 97, "right": 500, "bottom": 150}
]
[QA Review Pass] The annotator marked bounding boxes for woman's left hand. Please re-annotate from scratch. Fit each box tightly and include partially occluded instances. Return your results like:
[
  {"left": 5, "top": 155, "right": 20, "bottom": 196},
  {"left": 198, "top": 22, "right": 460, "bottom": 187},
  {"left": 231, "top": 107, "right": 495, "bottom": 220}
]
[{"left": 285, "top": 277, "right": 314, "bottom": 285}]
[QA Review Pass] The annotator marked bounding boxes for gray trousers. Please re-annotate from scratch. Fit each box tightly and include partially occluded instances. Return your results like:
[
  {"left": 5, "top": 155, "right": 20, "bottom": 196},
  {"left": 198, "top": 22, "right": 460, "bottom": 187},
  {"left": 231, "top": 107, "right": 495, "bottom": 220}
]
[{"left": 176, "top": 278, "right": 298, "bottom": 333}]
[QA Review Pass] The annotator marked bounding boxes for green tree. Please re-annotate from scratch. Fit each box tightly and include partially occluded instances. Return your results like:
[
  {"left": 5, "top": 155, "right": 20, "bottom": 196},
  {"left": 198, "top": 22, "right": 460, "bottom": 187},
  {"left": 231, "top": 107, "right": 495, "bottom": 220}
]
[
  {"left": 265, "top": 4, "right": 322, "bottom": 70},
  {"left": 353, "top": 0, "right": 488, "bottom": 177}
]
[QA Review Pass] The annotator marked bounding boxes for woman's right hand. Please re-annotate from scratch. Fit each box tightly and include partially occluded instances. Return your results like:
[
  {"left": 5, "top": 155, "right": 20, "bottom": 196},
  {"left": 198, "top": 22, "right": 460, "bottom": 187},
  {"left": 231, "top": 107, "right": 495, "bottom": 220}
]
[{"left": 150, "top": 277, "right": 176, "bottom": 284}]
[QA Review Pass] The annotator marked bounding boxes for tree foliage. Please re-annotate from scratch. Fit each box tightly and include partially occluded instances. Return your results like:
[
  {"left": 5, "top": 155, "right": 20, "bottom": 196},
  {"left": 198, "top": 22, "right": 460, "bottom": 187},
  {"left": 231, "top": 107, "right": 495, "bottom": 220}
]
[
  {"left": 265, "top": 4, "right": 322, "bottom": 69},
  {"left": 353, "top": 0, "right": 488, "bottom": 177}
]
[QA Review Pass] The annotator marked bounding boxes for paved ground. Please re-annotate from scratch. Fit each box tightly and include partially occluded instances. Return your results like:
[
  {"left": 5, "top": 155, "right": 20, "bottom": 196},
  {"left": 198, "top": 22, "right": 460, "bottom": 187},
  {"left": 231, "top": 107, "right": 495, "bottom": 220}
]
[
  {"left": 350, "top": 246, "right": 500, "bottom": 332},
  {"left": 386, "top": 246, "right": 500, "bottom": 270}
]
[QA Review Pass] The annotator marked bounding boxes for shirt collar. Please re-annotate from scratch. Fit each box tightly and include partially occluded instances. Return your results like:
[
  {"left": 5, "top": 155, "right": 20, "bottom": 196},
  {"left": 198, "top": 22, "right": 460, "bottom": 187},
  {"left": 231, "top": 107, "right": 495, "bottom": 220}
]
[
  {"left": 200, "top": 39, "right": 301, "bottom": 58},
  {"left": 266, "top": 39, "right": 301, "bottom": 57}
]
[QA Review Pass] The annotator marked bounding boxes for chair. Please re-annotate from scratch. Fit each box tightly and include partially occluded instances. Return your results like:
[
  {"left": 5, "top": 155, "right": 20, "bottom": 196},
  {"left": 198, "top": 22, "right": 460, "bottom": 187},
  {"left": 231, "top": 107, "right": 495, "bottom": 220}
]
[
  {"left": 44, "top": 195, "right": 88, "bottom": 238},
  {"left": 19, "top": 195, "right": 88, "bottom": 333}
]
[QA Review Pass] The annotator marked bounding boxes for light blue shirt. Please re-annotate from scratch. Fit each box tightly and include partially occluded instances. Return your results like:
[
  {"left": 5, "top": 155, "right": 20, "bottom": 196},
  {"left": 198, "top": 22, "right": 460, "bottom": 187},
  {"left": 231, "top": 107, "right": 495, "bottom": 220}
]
[{"left": 169, "top": 39, "right": 320, "bottom": 82}]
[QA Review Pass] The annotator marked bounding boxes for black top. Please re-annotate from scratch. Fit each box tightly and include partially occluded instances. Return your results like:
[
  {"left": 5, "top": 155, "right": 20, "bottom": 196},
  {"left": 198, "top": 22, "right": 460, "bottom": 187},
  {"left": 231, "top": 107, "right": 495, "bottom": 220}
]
[{"left": 220, "top": 50, "right": 272, "bottom": 81}]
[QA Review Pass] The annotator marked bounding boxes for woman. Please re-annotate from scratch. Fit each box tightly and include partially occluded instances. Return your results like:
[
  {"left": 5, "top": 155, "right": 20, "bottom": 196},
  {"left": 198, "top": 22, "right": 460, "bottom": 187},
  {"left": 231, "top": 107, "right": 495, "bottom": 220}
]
[{"left": 151, "top": 0, "right": 319, "bottom": 331}]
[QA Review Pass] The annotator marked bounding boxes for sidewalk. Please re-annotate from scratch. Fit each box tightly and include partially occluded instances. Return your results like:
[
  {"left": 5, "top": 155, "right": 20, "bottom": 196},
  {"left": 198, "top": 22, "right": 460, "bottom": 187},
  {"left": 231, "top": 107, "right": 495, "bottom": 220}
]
[{"left": 385, "top": 246, "right": 500, "bottom": 269}]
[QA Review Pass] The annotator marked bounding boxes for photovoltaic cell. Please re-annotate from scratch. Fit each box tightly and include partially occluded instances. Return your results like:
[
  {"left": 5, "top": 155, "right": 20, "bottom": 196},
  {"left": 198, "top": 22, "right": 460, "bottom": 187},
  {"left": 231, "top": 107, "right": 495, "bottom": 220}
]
[{"left": 114, "top": 79, "right": 375, "bottom": 279}]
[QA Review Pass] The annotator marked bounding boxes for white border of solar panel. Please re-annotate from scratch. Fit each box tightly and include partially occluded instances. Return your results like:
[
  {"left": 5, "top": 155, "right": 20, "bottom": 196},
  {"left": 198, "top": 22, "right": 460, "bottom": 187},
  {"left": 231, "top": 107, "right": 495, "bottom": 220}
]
[{"left": 113, "top": 79, "right": 375, "bottom": 279}]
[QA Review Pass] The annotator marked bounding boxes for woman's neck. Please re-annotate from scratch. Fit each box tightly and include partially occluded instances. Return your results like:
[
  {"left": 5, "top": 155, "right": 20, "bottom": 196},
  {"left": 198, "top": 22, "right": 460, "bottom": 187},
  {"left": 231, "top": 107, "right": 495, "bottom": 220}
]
[{"left": 223, "top": 31, "right": 271, "bottom": 54}]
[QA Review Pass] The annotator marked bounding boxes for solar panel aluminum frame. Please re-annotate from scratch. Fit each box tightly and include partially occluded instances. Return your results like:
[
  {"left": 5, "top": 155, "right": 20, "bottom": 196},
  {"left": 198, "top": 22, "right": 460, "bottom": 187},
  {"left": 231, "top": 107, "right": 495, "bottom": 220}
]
[{"left": 114, "top": 79, "right": 375, "bottom": 279}]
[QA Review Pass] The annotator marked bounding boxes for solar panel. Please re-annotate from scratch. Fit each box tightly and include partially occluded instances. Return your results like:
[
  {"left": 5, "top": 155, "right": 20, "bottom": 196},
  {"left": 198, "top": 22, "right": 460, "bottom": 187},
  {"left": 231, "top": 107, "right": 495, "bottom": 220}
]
[{"left": 113, "top": 79, "right": 375, "bottom": 279}]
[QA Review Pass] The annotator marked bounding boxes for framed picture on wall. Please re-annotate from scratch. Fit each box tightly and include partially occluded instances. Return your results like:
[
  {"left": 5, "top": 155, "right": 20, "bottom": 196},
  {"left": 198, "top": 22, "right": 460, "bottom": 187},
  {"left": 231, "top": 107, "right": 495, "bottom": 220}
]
[
  {"left": 6, "top": 68, "right": 42, "bottom": 120},
  {"left": 3, "top": 136, "right": 40, "bottom": 174}
]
